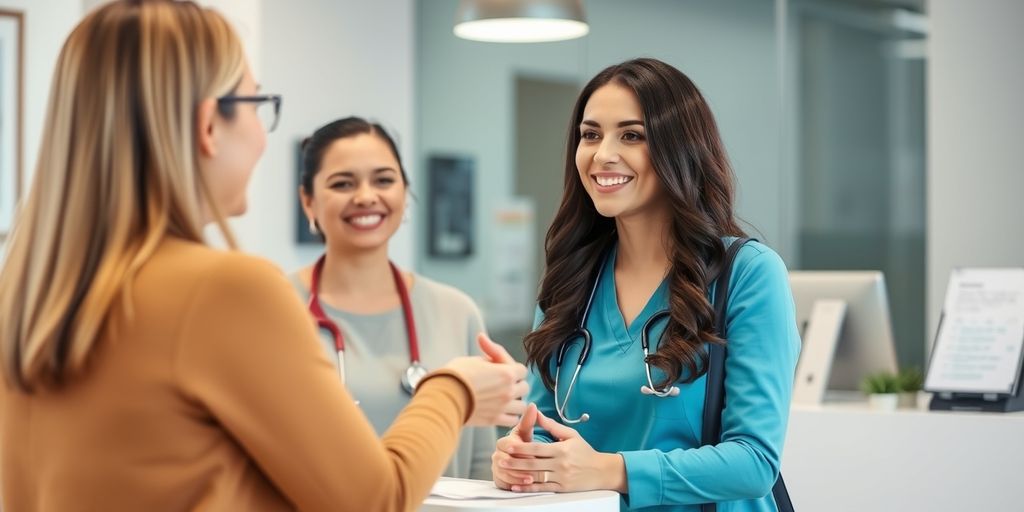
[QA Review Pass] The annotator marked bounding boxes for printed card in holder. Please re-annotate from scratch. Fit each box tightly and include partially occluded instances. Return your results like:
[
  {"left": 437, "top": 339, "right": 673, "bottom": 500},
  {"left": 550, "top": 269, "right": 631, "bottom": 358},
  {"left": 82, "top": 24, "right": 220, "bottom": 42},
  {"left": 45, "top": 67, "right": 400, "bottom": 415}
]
[{"left": 925, "top": 268, "right": 1024, "bottom": 412}]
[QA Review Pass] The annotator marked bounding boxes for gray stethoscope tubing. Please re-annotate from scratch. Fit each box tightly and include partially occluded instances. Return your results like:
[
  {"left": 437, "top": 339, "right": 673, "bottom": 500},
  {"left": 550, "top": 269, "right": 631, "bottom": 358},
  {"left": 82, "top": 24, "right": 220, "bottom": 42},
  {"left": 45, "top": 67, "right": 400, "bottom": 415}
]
[
  {"left": 553, "top": 253, "right": 680, "bottom": 424},
  {"left": 553, "top": 259, "right": 601, "bottom": 424}
]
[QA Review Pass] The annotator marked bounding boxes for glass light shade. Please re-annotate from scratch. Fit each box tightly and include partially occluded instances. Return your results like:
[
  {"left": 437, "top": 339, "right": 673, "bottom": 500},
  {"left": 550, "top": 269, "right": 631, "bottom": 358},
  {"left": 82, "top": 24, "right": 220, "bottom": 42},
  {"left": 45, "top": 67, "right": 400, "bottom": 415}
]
[{"left": 454, "top": 0, "right": 589, "bottom": 43}]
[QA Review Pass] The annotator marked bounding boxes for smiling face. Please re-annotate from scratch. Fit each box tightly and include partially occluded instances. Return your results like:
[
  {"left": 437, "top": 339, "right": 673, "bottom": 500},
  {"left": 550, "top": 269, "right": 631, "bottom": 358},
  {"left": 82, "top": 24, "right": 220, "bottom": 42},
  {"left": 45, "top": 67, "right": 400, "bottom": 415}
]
[
  {"left": 301, "top": 133, "right": 406, "bottom": 253},
  {"left": 575, "top": 82, "right": 665, "bottom": 221}
]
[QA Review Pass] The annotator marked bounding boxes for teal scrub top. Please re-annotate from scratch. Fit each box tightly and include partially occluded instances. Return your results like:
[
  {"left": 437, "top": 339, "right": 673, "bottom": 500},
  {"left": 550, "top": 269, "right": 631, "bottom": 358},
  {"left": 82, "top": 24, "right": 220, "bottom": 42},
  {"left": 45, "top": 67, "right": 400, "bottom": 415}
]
[{"left": 528, "top": 240, "right": 801, "bottom": 512}]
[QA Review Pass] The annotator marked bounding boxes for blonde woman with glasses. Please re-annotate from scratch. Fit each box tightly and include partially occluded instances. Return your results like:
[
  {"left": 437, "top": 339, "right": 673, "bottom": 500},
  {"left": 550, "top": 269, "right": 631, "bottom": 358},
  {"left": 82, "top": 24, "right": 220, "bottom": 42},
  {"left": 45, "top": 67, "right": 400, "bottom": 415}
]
[{"left": 0, "top": 1, "right": 528, "bottom": 510}]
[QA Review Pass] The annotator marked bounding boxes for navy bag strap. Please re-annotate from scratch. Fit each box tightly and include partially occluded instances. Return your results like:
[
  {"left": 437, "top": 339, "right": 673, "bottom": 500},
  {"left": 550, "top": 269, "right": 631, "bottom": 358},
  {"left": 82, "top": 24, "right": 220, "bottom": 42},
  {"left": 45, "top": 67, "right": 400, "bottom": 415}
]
[{"left": 700, "top": 238, "right": 794, "bottom": 512}]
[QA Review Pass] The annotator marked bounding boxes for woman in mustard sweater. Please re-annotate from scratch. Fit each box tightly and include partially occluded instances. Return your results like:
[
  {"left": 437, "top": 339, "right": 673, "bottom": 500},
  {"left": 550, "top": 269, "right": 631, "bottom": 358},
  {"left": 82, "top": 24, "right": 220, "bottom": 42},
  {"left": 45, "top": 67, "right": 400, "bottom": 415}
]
[{"left": 0, "top": 1, "right": 527, "bottom": 510}]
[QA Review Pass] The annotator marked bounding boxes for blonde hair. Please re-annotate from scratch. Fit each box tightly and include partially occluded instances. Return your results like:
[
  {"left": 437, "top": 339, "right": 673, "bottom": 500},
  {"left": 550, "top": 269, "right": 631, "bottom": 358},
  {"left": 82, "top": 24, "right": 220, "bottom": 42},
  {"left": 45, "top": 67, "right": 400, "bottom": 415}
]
[{"left": 0, "top": 0, "right": 246, "bottom": 390}]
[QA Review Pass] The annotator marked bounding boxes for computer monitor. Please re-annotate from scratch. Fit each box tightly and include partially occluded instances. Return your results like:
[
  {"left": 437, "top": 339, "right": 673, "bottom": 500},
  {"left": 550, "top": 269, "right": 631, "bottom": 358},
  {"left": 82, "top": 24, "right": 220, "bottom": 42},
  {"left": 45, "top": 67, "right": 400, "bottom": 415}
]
[{"left": 789, "top": 271, "right": 899, "bottom": 395}]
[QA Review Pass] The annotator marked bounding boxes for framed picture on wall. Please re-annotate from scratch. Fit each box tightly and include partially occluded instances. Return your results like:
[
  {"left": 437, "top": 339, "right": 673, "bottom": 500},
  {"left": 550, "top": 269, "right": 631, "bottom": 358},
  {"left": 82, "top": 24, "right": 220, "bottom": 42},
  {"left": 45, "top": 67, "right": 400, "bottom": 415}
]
[
  {"left": 427, "top": 154, "right": 474, "bottom": 259},
  {"left": 0, "top": 10, "right": 23, "bottom": 240},
  {"left": 295, "top": 137, "right": 322, "bottom": 245}
]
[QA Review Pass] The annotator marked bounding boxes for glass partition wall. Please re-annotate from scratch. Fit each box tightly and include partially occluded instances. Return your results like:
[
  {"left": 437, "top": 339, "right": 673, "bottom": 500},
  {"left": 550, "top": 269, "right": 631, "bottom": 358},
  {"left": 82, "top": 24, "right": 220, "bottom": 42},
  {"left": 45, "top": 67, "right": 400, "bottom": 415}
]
[{"left": 790, "top": 0, "right": 926, "bottom": 368}]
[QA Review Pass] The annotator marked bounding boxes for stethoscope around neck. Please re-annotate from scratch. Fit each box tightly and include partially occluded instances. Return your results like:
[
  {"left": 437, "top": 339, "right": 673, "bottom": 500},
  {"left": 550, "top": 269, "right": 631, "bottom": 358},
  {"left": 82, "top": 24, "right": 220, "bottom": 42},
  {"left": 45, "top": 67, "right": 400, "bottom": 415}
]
[
  {"left": 554, "top": 253, "right": 679, "bottom": 424},
  {"left": 307, "top": 254, "right": 428, "bottom": 395}
]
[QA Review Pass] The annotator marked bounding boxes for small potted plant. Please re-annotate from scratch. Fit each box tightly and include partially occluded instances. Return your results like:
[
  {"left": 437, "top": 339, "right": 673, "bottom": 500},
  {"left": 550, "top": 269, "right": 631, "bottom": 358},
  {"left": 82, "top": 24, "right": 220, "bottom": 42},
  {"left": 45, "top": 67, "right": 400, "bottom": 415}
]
[
  {"left": 897, "top": 367, "right": 925, "bottom": 409},
  {"left": 860, "top": 371, "right": 901, "bottom": 411}
]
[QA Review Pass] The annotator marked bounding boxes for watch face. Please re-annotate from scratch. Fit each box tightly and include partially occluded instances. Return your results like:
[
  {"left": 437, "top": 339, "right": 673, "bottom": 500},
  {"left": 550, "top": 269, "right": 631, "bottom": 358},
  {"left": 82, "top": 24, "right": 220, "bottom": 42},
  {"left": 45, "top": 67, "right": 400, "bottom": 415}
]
[{"left": 402, "top": 363, "right": 429, "bottom": 394}]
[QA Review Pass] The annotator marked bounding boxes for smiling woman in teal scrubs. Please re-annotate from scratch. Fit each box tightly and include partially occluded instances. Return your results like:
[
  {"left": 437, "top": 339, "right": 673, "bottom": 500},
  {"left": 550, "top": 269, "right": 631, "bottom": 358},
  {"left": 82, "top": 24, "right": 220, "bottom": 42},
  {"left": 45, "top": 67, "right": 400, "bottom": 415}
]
[{"left": 490, "top": 58, "right": 801, "bottom": 511}]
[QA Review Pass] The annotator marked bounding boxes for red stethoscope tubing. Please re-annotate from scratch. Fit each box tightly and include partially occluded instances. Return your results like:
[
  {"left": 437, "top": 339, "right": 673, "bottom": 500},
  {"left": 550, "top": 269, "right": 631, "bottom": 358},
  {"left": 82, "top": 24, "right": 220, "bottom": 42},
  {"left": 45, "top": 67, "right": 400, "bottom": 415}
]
[{"left": 307, "top": 255, "right": 421, "bottom": 365}]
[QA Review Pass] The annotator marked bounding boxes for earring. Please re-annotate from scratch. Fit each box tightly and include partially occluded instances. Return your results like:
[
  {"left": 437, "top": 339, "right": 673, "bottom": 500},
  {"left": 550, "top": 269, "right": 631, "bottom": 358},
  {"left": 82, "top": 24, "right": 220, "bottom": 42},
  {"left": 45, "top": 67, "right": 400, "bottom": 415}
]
[{"left": 308, "top": 218, "right": 319, "bottom": 236}]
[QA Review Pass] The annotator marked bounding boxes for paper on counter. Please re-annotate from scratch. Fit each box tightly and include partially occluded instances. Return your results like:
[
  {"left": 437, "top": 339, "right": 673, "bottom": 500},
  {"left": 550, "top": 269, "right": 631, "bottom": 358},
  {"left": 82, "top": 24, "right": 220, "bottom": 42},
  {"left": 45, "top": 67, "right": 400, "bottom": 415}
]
[{"left": 429, "top": 477, "right": 554, "bottom": 500}]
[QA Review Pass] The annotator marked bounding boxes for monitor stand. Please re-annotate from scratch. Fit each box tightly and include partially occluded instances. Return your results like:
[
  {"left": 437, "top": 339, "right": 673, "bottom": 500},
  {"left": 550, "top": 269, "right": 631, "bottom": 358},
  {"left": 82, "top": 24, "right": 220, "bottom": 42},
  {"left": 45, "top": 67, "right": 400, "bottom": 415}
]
[{"left": 792, "top": 299, "right": 846, "bottom": 405}]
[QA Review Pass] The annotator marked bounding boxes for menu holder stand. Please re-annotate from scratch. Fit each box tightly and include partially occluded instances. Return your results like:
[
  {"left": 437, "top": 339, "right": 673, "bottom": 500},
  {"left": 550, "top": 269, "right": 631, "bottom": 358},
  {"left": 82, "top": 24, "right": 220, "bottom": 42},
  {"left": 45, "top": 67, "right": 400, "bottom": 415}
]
[
  {"left": 929, "top": 362, "right": 1024, "bottom": 412},
  {"left": 925, "top": 268, "right": 1024, "bottom": 413}
]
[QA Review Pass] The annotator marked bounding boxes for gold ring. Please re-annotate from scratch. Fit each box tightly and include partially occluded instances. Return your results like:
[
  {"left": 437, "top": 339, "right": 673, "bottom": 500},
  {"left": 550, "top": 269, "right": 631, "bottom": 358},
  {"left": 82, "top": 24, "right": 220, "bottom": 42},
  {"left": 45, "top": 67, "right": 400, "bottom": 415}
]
[{"left": 541, "top": 471, "right": 549, "bottom": 483}]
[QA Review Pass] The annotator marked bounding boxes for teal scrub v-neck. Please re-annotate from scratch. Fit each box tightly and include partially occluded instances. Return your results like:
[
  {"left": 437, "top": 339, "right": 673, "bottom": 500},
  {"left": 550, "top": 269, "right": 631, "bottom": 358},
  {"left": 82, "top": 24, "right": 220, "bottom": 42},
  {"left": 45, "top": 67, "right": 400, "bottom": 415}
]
[
  {"left": 550, "top": 246, "right": 705, "bottom": 453},
  {"left": 602, "top": 245, "right": 671, "bottom": 354}
]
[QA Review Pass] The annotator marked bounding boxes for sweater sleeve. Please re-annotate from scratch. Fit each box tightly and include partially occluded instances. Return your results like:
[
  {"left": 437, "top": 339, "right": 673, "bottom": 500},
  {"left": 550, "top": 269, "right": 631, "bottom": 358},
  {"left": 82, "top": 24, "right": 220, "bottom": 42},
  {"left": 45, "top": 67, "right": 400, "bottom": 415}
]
[
  {"left": 174, "top": 254, "right": 473, "bottom": 512},
  {"left": 620, "top": 247, "right": 801, "bottom": 508}
]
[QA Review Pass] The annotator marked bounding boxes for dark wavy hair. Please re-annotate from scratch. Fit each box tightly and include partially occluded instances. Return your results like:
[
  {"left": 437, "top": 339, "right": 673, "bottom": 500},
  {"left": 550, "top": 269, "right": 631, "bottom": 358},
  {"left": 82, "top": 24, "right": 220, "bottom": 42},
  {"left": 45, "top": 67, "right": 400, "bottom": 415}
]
[
  {"left": 300, "top": 116, "right": 408, "bottom": 196},
  {"left": 524, "top": 58, "right": 746, "bottom": 390}
]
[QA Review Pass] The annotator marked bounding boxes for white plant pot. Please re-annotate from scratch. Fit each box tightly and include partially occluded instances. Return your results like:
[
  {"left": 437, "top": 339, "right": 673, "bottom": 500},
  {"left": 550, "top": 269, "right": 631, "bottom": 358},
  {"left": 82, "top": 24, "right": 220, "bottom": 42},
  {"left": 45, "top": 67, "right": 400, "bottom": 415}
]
[{"left": 868, "top": 393, "right": 899, "bottom": 411}]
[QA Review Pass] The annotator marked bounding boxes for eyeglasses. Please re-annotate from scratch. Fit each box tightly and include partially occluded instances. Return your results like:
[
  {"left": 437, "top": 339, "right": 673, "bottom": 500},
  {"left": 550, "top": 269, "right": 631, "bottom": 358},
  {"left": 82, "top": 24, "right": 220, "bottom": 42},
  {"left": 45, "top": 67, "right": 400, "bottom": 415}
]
[{"left": 217, "top": 94, "right": 282, "bottom": 132}]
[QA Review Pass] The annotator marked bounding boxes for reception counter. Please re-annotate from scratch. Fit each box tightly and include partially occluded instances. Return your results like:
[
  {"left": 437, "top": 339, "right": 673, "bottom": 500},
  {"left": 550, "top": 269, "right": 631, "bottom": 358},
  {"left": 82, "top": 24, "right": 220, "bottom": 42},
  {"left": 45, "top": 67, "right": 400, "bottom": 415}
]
[{"left": 783, "top": 402, "right": 1024, "bottom": 511}]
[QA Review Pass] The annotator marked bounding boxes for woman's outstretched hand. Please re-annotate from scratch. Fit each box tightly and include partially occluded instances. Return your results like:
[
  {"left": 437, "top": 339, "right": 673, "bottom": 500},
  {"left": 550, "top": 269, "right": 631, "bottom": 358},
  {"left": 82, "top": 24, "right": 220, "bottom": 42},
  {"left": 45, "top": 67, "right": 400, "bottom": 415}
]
[{"left": 440, "top": 334, "right": 529, "bottom": 427}]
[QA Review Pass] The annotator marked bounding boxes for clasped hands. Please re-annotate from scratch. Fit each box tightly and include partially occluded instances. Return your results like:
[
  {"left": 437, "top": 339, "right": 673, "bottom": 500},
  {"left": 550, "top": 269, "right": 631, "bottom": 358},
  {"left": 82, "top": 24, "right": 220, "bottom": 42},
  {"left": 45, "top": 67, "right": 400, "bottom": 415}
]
[{"left": 491, "top": 403, "right": 626, "bottom": 494}]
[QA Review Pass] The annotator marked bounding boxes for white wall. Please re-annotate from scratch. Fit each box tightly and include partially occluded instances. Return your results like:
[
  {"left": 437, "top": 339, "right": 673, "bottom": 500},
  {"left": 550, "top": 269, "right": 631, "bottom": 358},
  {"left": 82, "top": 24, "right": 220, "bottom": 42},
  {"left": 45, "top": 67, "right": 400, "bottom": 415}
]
[
  {"left": 253, "top": 0, "right": 415, "bottom": 271},
  {"left": 926, "top": 0, "right": 1024, "bottom": 350},
  {"left": 416, "top": 0, "right": 783, "bottom": 317}
]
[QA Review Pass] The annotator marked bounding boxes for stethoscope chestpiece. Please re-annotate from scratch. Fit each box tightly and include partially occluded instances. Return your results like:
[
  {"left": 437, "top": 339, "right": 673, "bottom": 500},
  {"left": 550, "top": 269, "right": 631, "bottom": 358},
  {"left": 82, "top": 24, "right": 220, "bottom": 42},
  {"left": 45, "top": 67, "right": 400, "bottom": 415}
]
[
  {"left": 640, "top": 384, "right": 680, "bottom": 397},
  {"left": 401, "top": 362, "right": 429, "bottom": 394}
]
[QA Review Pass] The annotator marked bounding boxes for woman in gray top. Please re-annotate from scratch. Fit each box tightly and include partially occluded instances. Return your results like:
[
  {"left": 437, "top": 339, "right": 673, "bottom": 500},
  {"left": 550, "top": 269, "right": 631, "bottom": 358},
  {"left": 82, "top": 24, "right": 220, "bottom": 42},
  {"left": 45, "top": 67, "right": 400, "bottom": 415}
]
[{"left": 292, "top": 117, "right": 497, "bottom": 479}]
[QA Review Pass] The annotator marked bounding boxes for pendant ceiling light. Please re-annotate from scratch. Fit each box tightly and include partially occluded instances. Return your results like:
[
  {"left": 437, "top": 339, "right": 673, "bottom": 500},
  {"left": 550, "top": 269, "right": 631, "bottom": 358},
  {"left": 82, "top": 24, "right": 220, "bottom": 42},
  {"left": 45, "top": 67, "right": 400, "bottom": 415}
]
[{"left": 454, "top": 0, "right": 589, "bottom": 43}]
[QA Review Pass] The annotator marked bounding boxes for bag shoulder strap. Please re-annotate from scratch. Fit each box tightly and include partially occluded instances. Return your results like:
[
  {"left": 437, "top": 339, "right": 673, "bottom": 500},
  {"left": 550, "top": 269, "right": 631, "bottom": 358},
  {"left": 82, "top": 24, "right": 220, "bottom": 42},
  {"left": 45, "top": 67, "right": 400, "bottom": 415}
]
[
  {"left": 699, "top": 238, "right": 795, "bottom": 512},
  {"left": 700, "top": 237, "right": 749, "bottom": 445}
]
